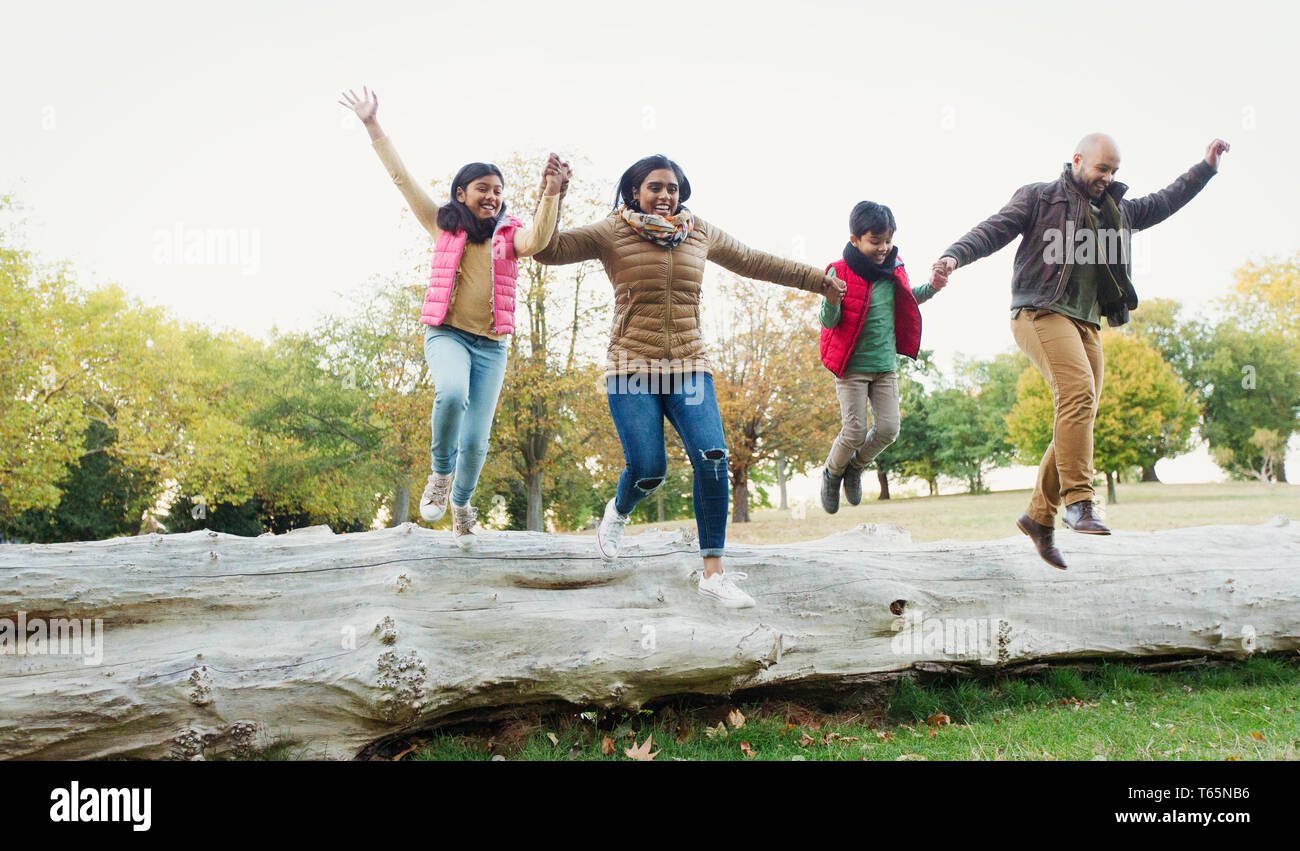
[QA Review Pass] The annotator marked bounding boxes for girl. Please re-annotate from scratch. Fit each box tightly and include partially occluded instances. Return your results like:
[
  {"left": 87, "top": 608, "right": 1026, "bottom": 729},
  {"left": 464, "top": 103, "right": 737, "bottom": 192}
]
[
  {"left": 534, "top": 155, "right": 846, "bottom": 607},
  {"left": 340, "top": 86, "right": 570, "bottom": 549}
]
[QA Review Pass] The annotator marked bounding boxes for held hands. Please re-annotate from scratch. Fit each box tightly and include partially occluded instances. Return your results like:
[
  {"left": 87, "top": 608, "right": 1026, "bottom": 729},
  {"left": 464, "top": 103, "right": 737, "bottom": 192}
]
[
  {"left": 338, "top": 86, "right": 379, "bottom": 124},
  {"left": 929, "top": 256, "right": 957, "bottom": 289},
  {"left": 824, "top": 267, "right": 846, "bottom": 306},
  {"left": 541, "top": 153, "right": 572, "bottom": 196},
  {"left": 1204, "top": 138, "right": 1231, "bottom": 171}
]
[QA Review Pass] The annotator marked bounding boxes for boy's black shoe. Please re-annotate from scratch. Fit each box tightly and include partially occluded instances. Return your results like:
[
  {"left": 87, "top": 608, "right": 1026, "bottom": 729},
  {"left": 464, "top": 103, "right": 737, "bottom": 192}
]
[
  {"left": 842, "top": 464, "right": 864, "bottom": 506},
  {"left": 820, "top": 468, "right": 842, "bottom": 514},
  {"left": 1062, "top": 499, "right": 1111, "bottom": 534},
  {"left": 1017, "top": 513, "right": 1067, "bottom": 569}
]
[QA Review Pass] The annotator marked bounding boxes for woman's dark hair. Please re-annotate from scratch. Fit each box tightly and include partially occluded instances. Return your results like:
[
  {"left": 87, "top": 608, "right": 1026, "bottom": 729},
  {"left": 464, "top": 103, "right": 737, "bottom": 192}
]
[
  {"left": 849, "top": 201, "right": 896, "bottom": 238},
  {"left": 613, "top": 154, "right": 691, "bottom": 213},
  {"left": 437, "top": 162, "right": 506, "bottom": 242}
]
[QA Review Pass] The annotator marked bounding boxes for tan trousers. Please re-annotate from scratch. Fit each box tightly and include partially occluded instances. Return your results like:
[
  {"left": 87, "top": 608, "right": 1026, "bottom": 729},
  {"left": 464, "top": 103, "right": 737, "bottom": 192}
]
[
  {"left": 1010, "top": 308, "right": 1104, "bottom": 526},
  {"left": 825, "top": 371, "right": 901, "bottom": 476}
]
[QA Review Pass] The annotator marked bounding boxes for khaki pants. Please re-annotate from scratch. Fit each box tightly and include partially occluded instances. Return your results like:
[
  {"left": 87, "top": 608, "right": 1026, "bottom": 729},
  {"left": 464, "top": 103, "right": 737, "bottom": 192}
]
[
  {"left": 1010, "top": 309, "right": 1104, "bottom": 526},
  {"left": 826, "top": 371, "right": 900, "bottom": 476}
]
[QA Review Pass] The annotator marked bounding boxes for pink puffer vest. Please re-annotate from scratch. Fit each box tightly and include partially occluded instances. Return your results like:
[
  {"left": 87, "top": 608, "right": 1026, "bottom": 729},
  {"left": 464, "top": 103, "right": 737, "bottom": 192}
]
[{"left": 422, "top": 215, "right": 521, "bottom": 334}]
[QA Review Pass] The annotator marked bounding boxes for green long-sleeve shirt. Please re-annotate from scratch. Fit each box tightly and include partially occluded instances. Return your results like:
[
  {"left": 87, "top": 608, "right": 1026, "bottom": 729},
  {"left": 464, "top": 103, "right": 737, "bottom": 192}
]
[{"left": 819, "top": 279, "right": 937, "bottom": 373}]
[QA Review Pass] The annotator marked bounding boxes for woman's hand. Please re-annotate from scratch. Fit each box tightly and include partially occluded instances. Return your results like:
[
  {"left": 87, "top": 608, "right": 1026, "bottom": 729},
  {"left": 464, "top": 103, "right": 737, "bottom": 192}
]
[
  {"left": 824, "top": 268, "right": 846, "bottom": 306},
  {"left": 338, "top": 87, "right": 383, "bottom": 141},
  {"left": 541, "top": 153, "right": 572, "bottom": 196}
]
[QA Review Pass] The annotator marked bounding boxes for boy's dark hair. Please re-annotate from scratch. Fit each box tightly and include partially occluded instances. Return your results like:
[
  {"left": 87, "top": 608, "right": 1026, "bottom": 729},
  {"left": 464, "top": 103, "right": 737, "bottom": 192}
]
[
  {"left": 849, "top": 201, "right": 896, "bottom": 238},
  {"left": 613, "top": 154, "right": 692, "bottom": 212},
  {"left": 437, "top": 162, "right": 506, "bottom": 241}
]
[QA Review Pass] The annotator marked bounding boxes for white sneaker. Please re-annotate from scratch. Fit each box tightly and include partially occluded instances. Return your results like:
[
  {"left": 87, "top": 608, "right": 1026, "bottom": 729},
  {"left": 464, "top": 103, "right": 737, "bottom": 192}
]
[
  {"left": 596, "top": 498, "right": 630, "bottom": 562},
  {"left": 697, "top": 571, "right": 754, "bottom": 608},
  {"left": 419, "top": 472, "right": 453, "bottom": 523},
  {"left": 452, "top": 502, "right": 478, "bottom": 551}
]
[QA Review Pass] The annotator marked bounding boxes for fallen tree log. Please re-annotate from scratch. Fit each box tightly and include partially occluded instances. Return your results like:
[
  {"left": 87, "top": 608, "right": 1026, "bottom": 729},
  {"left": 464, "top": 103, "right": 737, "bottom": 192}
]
[{"left": 1, "top": 517, "right": 1297, "bottom": 760}]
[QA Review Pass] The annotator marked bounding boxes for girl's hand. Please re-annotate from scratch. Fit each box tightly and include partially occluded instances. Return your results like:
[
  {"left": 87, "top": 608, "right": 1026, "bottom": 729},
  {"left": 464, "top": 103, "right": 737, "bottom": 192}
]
[
  {"left": 541, "top": 153, "right": 572, "bottom": 196},
  {"left": 338, "top": 86, "right": 379, "bottom": 124}
]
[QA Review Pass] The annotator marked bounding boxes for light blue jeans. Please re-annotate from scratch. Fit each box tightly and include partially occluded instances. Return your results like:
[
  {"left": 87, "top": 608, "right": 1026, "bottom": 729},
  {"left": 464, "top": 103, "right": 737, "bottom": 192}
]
[{"left": 423, "top": 324, "right": 509, "bottom": 506}]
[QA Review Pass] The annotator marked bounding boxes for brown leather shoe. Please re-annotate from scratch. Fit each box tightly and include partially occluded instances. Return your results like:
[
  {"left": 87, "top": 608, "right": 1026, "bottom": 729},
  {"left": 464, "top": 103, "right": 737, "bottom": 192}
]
[
  {"left": 1062, "top": 499, "right": 1111, "bottom": 535},
  {"left": 1017, "top": 513, "right": 1067, "bottom": 569}
]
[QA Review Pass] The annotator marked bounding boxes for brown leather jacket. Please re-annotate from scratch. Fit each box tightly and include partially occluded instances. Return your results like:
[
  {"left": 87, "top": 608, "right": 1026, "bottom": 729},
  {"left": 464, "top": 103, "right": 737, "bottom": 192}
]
[
  {"left": 534, "top": 210, "right": 838, "bottom": 376},
  {"left": 943, "top": 160, "right": 1216, "bottom": 326}
]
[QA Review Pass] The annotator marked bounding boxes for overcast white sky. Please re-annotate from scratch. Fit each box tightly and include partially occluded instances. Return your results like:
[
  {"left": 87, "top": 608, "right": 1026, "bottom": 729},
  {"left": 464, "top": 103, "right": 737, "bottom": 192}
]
[{"left": 3, "top": 0, "right": 1297, "bottom": 490}]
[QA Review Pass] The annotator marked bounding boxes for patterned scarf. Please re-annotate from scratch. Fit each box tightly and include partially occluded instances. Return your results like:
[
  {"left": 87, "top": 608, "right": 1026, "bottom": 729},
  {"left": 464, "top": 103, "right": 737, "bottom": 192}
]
[{"left": 620, "top": 204, "right": 695, "bottom": 248}]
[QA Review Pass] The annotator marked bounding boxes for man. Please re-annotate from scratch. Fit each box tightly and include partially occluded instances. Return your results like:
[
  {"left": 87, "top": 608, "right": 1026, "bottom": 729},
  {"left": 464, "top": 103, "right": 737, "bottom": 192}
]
[{"left": 930, "top": 134, "right": 1230, "bottom": 568}]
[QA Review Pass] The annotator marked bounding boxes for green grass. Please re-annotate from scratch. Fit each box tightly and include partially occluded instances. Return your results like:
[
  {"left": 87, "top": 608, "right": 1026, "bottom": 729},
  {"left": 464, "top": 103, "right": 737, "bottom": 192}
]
[
  {"left": 398, "top": 655, "right": 1300, "bottom": 761},
  {"left": 592, "top": 481, "right": 1299, "bottom": 545}
]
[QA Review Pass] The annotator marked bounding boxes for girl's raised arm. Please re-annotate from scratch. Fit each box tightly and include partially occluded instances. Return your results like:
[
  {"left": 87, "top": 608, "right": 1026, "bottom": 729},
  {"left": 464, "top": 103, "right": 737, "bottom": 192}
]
[
  {"left": 513, "top": 154, "right": 569, "bottom": 258},
  {"left": 339, "top": 86, "right": 441, "bottom": 238}
]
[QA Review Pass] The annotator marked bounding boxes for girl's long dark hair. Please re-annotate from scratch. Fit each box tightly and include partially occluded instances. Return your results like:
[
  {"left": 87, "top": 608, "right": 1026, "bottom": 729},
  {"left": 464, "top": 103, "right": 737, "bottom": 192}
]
[
  {"left": 437, "top": 162, "right": 506, "bottom": 242},
  {"left": 613, "top": 154, "right": 691, "bottom": 213}
]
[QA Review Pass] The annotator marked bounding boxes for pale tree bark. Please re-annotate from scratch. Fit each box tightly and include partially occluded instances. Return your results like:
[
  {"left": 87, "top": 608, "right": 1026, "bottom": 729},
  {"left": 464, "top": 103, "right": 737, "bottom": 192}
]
[{"left": 1, "top": 518, "right": 1296, "bottom": 760}]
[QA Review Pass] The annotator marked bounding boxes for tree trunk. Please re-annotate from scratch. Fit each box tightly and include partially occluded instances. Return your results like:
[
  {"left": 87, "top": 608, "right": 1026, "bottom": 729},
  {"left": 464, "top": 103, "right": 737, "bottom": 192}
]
[
  {"left": 775, "top": 453, "right": 788, "bottom": 511},
  {"left": 525, "top": 471, "right": 544, "bottom": 532},
  {"left": 877, "top": 468, "right": 891, "bottom": 500},
  {"left": 1277, "top": 459, "right": 1288, "bottom": 484},
  {"left": 2, "top": 518, "right": 1296, "bottom": 760},
  {"left": 731, "top": 466, "right": 750, "bottom": 524},
  {"left": 656, "top": 489, "right": 665, "bottom": 523},
  {"left": 1141, "top": 464, "right": 1160, "bottom": 483},
  {"left": 390, "top": 474, "right": 410, "bottom": 527},
  {"left": 1105, "top": 471, "right": 1117, "bottom": 505},
  {"left": 928, "top": 478, "right": 938, "bottom": 497}
]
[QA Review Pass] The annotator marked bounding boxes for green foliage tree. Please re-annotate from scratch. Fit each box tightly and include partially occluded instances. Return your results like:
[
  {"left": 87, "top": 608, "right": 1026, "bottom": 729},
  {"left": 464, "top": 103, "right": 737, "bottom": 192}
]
[{"left": 1007, "top": 331, "right": 1198, "bottom": 504}]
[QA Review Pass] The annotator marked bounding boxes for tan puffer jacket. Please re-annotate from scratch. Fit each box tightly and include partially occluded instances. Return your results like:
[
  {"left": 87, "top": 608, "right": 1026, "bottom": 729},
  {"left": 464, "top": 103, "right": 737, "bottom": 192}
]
[{"left": 534, "top": 210, "right": 837, "bottom": 377}]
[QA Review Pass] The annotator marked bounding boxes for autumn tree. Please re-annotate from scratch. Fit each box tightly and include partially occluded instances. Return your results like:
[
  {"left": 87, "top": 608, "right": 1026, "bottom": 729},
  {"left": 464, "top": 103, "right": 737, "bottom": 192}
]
[{"left": 710, "top": 272, "right": 840, "bottom": 523}]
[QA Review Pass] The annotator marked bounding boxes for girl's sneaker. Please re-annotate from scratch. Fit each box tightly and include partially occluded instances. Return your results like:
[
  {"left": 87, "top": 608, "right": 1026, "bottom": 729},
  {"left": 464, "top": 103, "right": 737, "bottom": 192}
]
[
  {"left": 452, "top": 502, "right": 478, "bottom": 551},
  {"left": 596, "top": 498, "right": 630, "bottom": 562},
  {"left": 419, "top": 472, "right": 453, "bottom": 523},
  {"left": 697, "top": 571, "right": 755, "bottom": 608}
]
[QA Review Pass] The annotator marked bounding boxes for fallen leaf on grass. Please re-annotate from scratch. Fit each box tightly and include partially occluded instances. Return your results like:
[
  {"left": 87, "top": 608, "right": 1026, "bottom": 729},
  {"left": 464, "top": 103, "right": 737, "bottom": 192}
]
[
  {"left": 1251, "top": 731, "right": 1265, "bottom": 741},
  {"left": 739, "top": 741, "right": 756, "bottom": 758},
  {"left": 875, "top": 730, "right": 895, "bottom": 743},
  {"left": 391, "top": 744, "right": 419, "bottom": 761},
  {"left": 727, "top": 709, "right": 746, "bottom": 729},
  {"left": 926, "top": 713, "right": 951, "bottom": 727},
  {"left": 675, "top": 723, "right": 692, "bottom": 745},
  {"left": 601, "top": 736, "right": 615, "bottom": 756},
  {"left": 895, "top": 753, "right": 927, "bottom": 761},
  {"left": 625, "top": 735, "right": 659, "bottom": 761},
  {"left": 704, "top": 722, "right": 729, "bottom": 740},
  {"left": 546, "top": 732, "right": 559, "bottom": 746},
  {"left": 798, "top": 733, "right": 816, "bottom": 747},
  {"left": 826, "top": 732, "right": 860, "bottom": 744}
]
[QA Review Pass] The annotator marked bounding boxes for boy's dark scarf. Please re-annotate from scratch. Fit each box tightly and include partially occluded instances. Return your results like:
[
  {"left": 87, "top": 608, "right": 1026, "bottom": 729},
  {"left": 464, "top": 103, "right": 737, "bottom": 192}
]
[{"left": 842, "top": 243, "right": 899, "bottom": 283}]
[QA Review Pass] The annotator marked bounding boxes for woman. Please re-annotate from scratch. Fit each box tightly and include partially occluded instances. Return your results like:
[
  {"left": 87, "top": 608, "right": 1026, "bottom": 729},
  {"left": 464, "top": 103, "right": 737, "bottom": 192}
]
[
  {"left": 534, "top": 155, "right": 845, "bottom": 607},
  {"left": 340, "top": 86, "right": 570, "bottom": 549}
]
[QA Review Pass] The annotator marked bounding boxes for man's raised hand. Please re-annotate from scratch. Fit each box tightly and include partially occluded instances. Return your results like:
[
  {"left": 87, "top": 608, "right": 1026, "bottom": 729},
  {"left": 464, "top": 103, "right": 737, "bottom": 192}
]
[{"left": 1204, "top": 138, "right": 1231, "bottom": 171}]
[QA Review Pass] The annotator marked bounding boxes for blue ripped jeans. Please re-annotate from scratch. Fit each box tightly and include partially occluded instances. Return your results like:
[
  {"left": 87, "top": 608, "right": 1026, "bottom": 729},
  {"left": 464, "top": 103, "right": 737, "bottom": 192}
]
[
  {"left": 424, "top": 324, "right": 508, "bottom": 506},
  {"left": 606, "top": 371, "right": 729, "bottom": 557}
]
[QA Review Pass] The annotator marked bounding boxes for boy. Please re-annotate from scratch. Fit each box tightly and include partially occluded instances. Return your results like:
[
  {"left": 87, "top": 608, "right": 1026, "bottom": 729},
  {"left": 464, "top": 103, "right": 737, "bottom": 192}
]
[{"left": 818, "top": 201, "right": 944, "bottom": 513}]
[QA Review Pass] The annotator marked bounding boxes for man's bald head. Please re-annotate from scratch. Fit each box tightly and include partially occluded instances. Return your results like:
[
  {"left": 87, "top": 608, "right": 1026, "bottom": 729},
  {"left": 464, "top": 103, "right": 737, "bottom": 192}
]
[{"left": 1071, "top": 132, "right": 1122, "bottom": 199}]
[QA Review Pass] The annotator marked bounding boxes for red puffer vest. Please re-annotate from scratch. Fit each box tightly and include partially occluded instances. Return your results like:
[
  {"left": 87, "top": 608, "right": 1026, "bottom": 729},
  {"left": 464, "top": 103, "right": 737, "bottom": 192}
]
[
  {"left": 818, "top": 257, "right": 921, "bottom": 377},
  {"left": 422, "top": 215, "right": 522, "bottom": 334}
]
